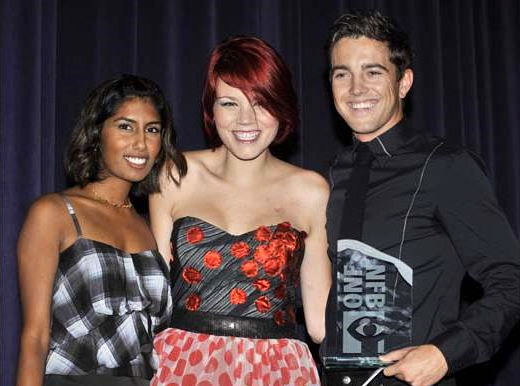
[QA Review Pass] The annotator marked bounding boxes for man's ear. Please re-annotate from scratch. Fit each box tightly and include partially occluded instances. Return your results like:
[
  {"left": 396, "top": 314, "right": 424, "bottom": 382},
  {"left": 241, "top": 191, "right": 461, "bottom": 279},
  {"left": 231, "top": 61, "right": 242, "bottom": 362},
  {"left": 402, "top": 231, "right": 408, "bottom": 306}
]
[{"left": 398, "top": 68, "right": 414, "bottom": 99}]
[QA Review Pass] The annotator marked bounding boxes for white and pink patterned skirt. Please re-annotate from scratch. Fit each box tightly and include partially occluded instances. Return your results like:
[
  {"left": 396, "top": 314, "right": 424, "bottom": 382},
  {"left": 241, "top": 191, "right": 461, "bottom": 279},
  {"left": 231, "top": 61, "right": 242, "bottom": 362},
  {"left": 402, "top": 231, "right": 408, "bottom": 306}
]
[{"left": 152, "top": 327, "right": 320, "bottom": 386}]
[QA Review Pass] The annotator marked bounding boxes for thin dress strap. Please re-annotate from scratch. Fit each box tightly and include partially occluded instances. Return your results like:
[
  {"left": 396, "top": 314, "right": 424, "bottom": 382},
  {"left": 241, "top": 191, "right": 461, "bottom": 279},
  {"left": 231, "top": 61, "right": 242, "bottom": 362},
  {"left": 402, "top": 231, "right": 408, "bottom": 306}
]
[{"left": 60, "top": 194, "right": 83, "bottom": 237}]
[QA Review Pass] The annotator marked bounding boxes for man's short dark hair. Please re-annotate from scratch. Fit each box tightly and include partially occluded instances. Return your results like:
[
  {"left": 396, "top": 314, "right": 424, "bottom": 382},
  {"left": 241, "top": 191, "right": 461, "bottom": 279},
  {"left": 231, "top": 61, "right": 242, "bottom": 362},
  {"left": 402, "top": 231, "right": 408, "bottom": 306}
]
[
  {"left": 65, "top": 74, "right": 187, "bottom": 195},
  {"left": 329, "top": 10, "right": 412, "bottom": 80}
]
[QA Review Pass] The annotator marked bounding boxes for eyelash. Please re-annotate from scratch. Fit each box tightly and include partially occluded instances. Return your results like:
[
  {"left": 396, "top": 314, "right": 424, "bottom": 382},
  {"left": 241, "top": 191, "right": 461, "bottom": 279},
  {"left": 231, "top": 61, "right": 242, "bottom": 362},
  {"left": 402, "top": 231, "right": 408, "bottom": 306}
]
[
  {"left": 218, "top": 101, "right": 262, "bottom": 109},
  {"left": 117, "top": 123, "right": 161, "bottom": 133},
  {"left": 146, "top": 126, "right": 161, "bottom": 134},
  {"left": 220, "top": 101, "right": 237, "bottom": 107}
]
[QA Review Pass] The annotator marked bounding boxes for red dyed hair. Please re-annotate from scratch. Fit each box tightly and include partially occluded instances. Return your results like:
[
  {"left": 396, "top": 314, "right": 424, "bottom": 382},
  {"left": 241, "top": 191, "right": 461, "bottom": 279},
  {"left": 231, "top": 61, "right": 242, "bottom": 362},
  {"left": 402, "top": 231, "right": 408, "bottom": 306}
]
[{"left": 202, "top": 36, "right": 299, "bottom": 146}]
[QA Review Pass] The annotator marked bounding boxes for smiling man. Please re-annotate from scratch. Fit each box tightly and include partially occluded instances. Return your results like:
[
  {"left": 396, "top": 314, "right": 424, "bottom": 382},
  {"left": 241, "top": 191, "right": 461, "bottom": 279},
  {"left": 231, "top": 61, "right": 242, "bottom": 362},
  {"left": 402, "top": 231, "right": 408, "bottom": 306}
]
[{"left": 322, "top": 10, "right": 520, "bottom": 386}]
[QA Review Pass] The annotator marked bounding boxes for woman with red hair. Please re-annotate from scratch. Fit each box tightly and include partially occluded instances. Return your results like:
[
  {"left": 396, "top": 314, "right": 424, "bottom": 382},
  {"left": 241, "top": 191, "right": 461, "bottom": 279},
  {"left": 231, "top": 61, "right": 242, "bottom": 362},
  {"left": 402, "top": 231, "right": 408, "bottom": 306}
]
[{"left": 150, "top": 37, "right": 330, "bottom": 385}]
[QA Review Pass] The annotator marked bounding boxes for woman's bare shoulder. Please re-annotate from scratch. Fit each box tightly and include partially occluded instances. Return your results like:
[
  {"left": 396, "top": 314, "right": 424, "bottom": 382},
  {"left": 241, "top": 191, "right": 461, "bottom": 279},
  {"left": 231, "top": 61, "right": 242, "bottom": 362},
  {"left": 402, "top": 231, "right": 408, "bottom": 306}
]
[
  {"left": 277, "top": 161, "right": 329, "bottom": 197},
  {"left": 154, "top": 149, "right": 216, "bottom": 202},
  {"left": 185, "top": 148, "right": 223, "bottom": 173},
  {"left": 278, "top": 166, "right": 330, "bottom": 223},
  {"left": 20, "top": 192, "right": 72, "bottom": 241},
  {"left": 27, "top": 193, "right": 68, "bottom": 218}
]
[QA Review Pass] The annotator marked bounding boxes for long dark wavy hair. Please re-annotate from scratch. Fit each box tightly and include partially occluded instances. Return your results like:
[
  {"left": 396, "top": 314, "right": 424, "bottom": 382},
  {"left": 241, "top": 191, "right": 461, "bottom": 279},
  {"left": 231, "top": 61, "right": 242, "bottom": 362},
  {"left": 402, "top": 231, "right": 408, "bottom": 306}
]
[{"left": 65, "top": 74, "right": 187, "bottom": 194}]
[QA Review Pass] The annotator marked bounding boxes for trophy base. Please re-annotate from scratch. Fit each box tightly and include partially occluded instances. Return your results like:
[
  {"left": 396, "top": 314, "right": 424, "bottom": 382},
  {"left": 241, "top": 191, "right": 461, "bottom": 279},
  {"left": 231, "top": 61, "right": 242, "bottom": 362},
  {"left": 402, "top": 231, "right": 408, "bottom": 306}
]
[{"left": 322, "top": 356, "right": 387, "bottom": 369}]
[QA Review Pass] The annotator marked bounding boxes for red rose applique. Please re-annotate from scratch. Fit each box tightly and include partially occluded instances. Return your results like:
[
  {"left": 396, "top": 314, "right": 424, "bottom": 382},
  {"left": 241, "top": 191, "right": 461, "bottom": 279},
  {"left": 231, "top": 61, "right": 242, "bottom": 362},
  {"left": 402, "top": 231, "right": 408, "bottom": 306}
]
[
  {"left": 277, "top": 222, "right": 291, "bottom": 232},
  {"left": 263, "top": 257, "right": 283, "bottom": 277},
  {"left": 267, "top": 239, "right": 287, "bottom": 265},
  {"left": 230, "top": 288, "right": 247, "bottom": 304},
  {"left": 203, "top": 251, "right": 222, "bottom": 269},
  {"left": 185, "top": 294, "right": 201, "bottom": 311},
  {"left": 253, "top": 245, "right": 270, "bottom": 264},
  {"left": 241, "top": 260, "right": 259, "bottom": 278},
  {"left": 187, "top": 226, "right": 204, "bottom": 243},
  {"left": 280, "top": 231, "right": 299, "bottom": 253},
  {"left": 274, "top": 284, "right": 286, "bottom": 299},
  {"left": 182, "top": 266, "right": 202, "bottom": 284},
  {"left": 255, "top": 226, "right": 272, "bottom": 242},
  {"left": 255, "top": 295, "right": 271, "bottom": 313},
  {"left": 253, "top": 279, "right": 271, "bottom": 292},
  {"left": 274, "top": 310, "right": 286, "bottom": 326},
  {"left": 231, "top": 242, "right": 250, "bottom": 259}
]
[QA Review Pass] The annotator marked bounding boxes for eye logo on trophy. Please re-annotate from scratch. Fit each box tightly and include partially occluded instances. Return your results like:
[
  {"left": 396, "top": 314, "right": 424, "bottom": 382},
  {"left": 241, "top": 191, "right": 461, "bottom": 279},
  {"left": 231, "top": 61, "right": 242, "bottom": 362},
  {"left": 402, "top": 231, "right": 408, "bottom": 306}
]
[{"left": 322, "top": 239, "right": 413, "bottom": 368}]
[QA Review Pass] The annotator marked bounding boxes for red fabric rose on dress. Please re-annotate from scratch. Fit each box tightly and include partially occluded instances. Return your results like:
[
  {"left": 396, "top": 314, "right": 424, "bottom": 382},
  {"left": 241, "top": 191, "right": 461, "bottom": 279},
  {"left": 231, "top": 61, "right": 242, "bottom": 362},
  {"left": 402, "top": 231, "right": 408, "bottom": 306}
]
[
  {"left": 230, "top": 288, "right": 247, "bottom": 304},
  {"left": 255, "top": 226, "right": 272, "bottom": 242},
  {"left": 274, "top": 284, "right": 286, "bottom": 299},
  {"left": 253, "top": 245, "right": 270, "bottom": 264},
  {"left": 203, "top": 250, "right": 222, "bottom": 269},
  {"left": 274, "top": 310, "right": 286, "bottom": 326},
  {"left": 241, "top": 260, "right": 259, "bottom": 278},
  {"left": 185, "top": 294, "right": 201, "bottom": 311},
  {"left": 263, "top": 257, "right": 283, "bottom": 277},
  {"left": 253, "top": 279, "right": 271, "bottom": 292},
  {"left": 267, "top": 239, "right": 288, "bottom": 265},
  {"left": 182, "top": 266, "right": 202, "bottom": 284},
  {"left": 231, "top": 242, "right": 250, "bottom": 259},
  {"left": 277, "top": 221, "right": 292, "bottom": 232},
  {"left": 255, "top": 295, "right": 271, "bottom": 313},
  {"left": 186, "top": 226, "right": 204, "bottom": 243},
  {"left": 280, "top": 231, "right": 299, "bottom": 253}
]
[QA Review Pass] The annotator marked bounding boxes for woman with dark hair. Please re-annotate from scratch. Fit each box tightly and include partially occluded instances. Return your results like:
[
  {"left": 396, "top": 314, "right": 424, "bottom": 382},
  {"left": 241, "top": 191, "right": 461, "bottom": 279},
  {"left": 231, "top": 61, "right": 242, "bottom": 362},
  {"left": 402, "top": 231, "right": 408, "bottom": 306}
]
[
  {"left": 16, "top": 74, "right": 187, "bottom": 386},
  {"left": 150, "top": 37, "right": 330, "bottom": 385}
]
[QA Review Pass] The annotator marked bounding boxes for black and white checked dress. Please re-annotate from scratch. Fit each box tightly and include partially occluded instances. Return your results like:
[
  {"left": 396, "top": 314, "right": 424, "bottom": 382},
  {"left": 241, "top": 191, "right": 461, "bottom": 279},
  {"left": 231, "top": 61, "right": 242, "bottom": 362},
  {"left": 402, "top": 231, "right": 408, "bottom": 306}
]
[{"left": 45, "top": 196, "right": 171, "bottom": 379}]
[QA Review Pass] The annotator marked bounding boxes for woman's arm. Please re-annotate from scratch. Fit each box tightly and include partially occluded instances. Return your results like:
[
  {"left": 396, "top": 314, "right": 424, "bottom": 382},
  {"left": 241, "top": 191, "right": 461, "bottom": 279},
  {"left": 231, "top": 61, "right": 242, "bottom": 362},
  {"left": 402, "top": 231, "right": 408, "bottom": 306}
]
[
  {"left": 16, "top": 196, "right": 63, "bottom": 386},
  {"left": 149, "top": 167, "right": 179, "bottom": 264},
  {"left": 299, "top": 173, "right": 332, "bottom": 343}
]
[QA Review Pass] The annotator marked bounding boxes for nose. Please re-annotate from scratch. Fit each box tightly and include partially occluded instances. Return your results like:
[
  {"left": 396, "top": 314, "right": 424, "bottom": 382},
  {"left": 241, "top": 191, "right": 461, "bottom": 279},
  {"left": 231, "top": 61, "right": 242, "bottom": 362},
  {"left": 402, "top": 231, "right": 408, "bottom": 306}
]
[
  {"left": 238, "top": 103, "right": 256, "bottom": 125},
  {"left": 132, "top": 130, "right": 147, "bottom": 150},
  {"left": 349, "top": 75, "right": 367, "bottom": 96}
]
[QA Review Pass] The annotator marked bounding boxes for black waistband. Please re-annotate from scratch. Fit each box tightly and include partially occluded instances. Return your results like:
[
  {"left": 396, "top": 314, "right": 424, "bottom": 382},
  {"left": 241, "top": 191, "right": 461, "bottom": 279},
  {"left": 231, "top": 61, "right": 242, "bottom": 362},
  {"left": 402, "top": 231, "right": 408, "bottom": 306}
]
[{"left": 170, "top": 308, "right": 301, "bottom": 340}]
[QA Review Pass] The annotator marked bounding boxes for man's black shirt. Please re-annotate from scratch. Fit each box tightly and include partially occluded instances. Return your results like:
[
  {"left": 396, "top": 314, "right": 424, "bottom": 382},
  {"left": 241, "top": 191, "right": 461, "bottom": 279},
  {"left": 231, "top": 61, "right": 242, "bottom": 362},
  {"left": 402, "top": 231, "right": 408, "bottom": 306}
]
[{"left": 326, "top": 121, "right": 520, "bottom": 374}]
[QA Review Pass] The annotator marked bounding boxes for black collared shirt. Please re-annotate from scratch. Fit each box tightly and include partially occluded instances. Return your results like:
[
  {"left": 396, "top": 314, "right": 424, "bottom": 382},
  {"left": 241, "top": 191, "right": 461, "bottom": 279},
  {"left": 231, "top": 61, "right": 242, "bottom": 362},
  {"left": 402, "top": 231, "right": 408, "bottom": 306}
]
[{"left": 326, "top": 120, "right": 520, "bottom": 375}]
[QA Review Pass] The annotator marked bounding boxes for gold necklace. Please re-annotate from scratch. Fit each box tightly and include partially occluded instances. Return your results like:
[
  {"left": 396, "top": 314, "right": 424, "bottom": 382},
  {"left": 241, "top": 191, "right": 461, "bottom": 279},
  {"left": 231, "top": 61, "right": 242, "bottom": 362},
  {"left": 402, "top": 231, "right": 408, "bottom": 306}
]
[{"left": 91, "top": 189, "right": 133, "bottom": 209}]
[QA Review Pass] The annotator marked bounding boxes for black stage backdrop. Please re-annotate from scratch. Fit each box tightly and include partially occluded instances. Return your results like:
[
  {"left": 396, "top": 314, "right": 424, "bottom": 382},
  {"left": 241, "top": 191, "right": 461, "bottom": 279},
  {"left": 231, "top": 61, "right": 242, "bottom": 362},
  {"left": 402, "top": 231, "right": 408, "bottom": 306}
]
[{"left": 1, "top": 1, "right": 519, "bottom": 385}]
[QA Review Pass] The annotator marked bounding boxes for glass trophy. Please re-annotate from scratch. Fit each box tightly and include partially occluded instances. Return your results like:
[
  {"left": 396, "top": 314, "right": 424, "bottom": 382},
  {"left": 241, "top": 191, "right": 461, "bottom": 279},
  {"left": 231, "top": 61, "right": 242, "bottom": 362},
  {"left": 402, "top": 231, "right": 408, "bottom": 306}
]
[{"left": 322, "top": 239, "right": 413, "bottom": 369}]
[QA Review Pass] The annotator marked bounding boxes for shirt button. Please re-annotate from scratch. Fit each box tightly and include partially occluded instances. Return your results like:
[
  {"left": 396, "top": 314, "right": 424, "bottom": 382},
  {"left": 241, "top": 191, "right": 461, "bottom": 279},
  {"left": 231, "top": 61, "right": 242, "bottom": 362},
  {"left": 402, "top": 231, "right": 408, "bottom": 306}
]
[{"left": 342, "top": 376, "right": 352, "bottom": 384}]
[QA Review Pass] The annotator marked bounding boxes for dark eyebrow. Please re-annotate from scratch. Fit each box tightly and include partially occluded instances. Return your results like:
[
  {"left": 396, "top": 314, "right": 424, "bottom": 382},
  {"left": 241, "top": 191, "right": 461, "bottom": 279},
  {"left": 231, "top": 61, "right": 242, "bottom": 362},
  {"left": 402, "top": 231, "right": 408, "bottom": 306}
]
[
  {"left": 114, "top": 117, "right": 161, "bottom": 125},
  {"left": 330, "top": 64, "right": 349, "bottom": 73},
  {"left": 362, "top": 63, "right": 389, "bottom": 72}
]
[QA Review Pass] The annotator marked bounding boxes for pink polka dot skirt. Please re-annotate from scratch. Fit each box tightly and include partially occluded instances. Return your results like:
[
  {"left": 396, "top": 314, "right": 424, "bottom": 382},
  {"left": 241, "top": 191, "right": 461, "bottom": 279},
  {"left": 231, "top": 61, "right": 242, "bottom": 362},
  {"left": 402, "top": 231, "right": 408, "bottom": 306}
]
[{"left": 152, "top": 328, "right": 320, "bottom": 386}]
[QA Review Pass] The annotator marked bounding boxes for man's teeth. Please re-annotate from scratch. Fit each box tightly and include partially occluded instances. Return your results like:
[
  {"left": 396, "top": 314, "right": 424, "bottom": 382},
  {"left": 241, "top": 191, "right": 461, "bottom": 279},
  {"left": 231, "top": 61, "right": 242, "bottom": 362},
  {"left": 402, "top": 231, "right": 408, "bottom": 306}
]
[
  {"left": 125, "top": 156, "right": 147, "bottom": 165},
  {"left": 349, "top": 101, "right": 376, "bottom": 109},
  {"left": 234, "top": 131, "right": 260, "bottom": 141}
]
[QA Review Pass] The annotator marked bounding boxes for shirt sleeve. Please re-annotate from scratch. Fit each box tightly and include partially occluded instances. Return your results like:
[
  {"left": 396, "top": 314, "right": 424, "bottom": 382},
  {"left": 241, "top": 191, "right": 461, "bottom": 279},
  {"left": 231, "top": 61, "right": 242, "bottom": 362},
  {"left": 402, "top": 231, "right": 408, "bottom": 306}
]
[{"left": 428, "top": 149, "right": 520, "bottom": 374}]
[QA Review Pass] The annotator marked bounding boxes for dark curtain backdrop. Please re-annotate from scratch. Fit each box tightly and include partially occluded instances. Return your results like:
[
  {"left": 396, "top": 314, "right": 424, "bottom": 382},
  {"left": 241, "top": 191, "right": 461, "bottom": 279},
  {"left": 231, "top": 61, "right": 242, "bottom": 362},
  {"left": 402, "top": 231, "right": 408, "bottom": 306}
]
[{"left": 1, "top": 1, "right": 519, "bottom": 385}]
